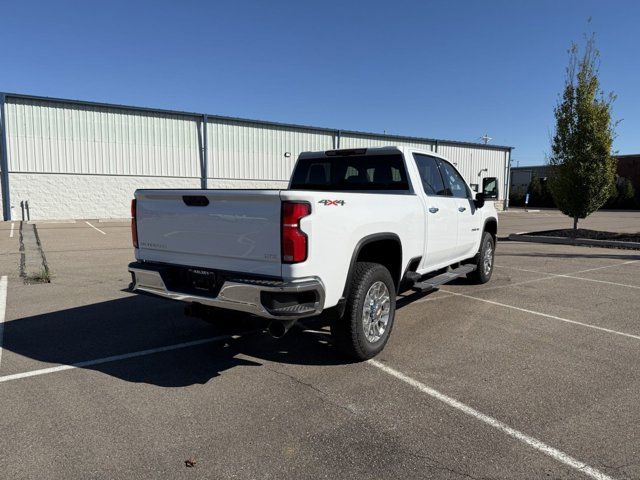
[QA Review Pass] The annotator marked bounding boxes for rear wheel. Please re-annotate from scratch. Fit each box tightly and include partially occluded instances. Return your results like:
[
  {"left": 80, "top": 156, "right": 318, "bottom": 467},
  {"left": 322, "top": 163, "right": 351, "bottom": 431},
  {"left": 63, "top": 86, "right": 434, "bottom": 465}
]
[
  {"left": 468, "top": 231, "right": 495, "bottom": 284},
  {"left": 331, "top": 262, "right": 396, "bottom": 360}
]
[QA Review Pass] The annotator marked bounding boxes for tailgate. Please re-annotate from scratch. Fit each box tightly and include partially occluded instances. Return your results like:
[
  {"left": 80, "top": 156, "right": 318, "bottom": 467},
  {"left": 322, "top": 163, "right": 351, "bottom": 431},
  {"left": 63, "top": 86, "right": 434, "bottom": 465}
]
[{"left": 135, "top": 189, "right": 283, "bottom": 276}]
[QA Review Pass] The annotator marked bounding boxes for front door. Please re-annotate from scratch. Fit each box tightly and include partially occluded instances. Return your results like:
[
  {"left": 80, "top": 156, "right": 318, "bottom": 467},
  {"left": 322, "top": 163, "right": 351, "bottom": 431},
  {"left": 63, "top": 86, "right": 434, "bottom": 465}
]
[
  {"left": 438, "top": 160, "right": 482, "bottom": 258},
  {"left": 412, "top": 153, "right": 459, "bottom": 269}
]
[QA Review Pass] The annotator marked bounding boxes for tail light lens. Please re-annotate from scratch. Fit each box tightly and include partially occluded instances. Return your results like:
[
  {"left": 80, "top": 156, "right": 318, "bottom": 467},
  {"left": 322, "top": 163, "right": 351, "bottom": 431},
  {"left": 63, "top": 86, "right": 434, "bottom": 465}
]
[
  {"left": 281, "top": 201, "right": 310, "bottom": 263},
  {"left": 131, "top": 199, "right": 138, "bottom": 248}
]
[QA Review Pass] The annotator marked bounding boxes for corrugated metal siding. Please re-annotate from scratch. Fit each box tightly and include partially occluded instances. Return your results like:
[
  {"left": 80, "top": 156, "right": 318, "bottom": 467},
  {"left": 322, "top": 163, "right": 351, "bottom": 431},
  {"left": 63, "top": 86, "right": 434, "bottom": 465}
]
[
  {"left": 5, "top": 98, "right": 200, "bottom": 177},
  {"left": 340, "top": 133, "right": 435, "bottom": 151},
  {"left": 207, "top": 119, "right": 334, "bottom": 180},
  {"left": 1, "top": 95, "right": 511, "bottom": 201},
  {"left": 437, "top": 144, "right": 507, "bottom": 198}
]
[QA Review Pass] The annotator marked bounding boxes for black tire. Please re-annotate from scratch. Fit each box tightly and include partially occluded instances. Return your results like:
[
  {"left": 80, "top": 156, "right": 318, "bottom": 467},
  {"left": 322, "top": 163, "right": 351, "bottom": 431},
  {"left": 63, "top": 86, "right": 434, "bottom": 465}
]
[
  {"left": 331, "top": 262, "right": 396, "bottom": 360},
  {"left": 468, "top": 232, "right": 495, "bottom": 284}
]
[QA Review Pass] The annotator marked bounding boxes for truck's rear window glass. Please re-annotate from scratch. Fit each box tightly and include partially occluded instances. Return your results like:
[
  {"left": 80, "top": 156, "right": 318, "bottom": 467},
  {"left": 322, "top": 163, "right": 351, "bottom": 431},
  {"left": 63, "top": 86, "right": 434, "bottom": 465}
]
[{"left": 289, "top": 154, "right": 409, "bottom": 191}]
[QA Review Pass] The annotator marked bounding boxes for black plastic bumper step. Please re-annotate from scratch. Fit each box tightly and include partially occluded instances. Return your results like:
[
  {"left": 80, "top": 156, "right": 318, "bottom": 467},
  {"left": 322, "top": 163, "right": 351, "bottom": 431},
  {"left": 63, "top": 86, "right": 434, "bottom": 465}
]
[
  {"left": 267, "top": 303, "right": 317, "bottom": 316},
  {"left": 411, "top": 264, "right": 477, "bottom": 293}
]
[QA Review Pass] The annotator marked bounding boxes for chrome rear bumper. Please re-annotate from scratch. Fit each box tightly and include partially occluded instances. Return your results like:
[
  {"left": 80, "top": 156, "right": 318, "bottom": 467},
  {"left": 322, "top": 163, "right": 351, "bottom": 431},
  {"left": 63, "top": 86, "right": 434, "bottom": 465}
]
[{"left": 128, "top": 263, "right": 325, "bottom": 320}]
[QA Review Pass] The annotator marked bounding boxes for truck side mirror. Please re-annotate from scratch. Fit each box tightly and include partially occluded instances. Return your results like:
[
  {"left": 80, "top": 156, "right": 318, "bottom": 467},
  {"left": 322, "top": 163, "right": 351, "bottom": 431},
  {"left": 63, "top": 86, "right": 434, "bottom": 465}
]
[
  {"left": 482, "top": 177, "right": 499, "bottom": 199},
  {"left": 474, "top": 192, "right": 485, "bottom": 209}
]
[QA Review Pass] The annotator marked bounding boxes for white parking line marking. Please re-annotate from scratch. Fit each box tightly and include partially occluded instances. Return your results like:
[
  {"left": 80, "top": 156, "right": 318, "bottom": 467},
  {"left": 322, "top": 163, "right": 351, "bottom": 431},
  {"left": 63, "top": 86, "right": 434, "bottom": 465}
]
[
  {"left": 498, "top": 264, "right": 640, "bottom": 290},
  {"left": 412, "top": 273, "right": 564, "bottom": 304},
  {"left": 409, "top": 259, "right": 640, "bottom": 306},
  {"left": 476, "top": 275, "right": 559, "bottom": 292},
  {"left": 558, "top": 275, "right": 640, "bottom": 290},
  {"left": 368, "top": 359, "right": 614, "bottom": 480},
  {"left": 0, "top": 276, "right": 7, "bottom": 369},
  {"left": 499, "top": 259, "right": 639, "bottom": 277},
  {"left": 413, "top": 292, "right": 457, "bottom": 304},
  {"left": 85, "top": 221, "right": 106, "bottom": 235},
  {"left": 414, "top": 271, "right": 613, "bottom": 305},
  {"left": 0, "top": 334, "right": 236, "bottom": 384},
  {"left": 9, "top": 223, "right": 14, "bottom": 238},
  {"left": 573, "top": 259, "right": 639, "bottom": 274},
  {"left": 497, "top": 265, "right": 555, "bottom": 275},
  {"left": 439, "top": 289, "right": 640, "bottom": 342}
]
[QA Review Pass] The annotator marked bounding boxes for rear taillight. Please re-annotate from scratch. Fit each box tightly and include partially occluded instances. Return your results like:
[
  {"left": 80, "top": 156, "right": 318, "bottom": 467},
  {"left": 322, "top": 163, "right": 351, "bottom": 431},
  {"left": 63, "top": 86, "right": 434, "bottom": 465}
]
[
  {"left": 131, "top": 199, "right": 138, "bottom": 248},
  {"left": 281, "top": 201, "right": 311, "bottom": 263}
]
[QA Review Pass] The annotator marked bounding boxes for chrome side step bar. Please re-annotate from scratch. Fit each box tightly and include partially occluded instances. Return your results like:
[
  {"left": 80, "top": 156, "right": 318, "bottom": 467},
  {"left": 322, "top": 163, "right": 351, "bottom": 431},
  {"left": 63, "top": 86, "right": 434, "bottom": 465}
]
[{"left": 411, "top": 264, "right": 477, "bottom": 293}]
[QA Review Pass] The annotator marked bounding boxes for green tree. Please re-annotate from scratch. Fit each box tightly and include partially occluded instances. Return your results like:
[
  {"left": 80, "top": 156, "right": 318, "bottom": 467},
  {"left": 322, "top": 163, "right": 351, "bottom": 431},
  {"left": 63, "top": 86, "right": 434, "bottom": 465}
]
[{"left": 548, "top": 34, "right": 617, "bottom": 232}]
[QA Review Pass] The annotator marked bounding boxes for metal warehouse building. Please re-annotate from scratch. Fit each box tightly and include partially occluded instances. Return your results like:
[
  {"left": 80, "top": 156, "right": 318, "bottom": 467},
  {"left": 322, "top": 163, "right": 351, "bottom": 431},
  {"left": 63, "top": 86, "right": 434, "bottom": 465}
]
[{"left": 0, "top": 93, "right": 513, "bottom": 221}]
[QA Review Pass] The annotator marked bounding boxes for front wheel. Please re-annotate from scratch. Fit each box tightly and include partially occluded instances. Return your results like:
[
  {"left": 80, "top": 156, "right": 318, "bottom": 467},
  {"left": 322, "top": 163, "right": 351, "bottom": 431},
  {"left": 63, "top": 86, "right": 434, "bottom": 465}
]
[
  {"left": 331, "top": 262, "right": 396, "bottom": 360},
  {"left": 468, "top": 231, "right": 495, "bottom": 284}
]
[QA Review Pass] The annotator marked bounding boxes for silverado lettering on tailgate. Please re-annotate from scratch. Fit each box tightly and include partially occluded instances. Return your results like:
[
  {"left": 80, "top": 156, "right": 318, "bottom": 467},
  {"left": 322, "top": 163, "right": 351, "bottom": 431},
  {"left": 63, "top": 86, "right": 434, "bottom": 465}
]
[{"left": 141, "top": 242, "right": 167, "bottom": 249}]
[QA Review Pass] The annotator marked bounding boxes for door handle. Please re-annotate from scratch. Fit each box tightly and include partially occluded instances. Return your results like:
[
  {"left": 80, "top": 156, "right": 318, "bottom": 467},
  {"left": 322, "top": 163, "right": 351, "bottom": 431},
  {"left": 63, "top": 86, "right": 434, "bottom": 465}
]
[
  {"left": 458, "top": 207, "right": 467, "bottom": 212},
  {"left": 428, "top": 207, "right": 439, "bottom": 214}
]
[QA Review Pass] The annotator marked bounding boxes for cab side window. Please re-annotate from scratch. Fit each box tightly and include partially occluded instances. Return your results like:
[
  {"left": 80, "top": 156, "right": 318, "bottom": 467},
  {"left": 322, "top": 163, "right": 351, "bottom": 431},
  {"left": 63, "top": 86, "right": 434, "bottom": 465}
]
[
  {"left": 438, "top": 160, "right": 470, "bottom": 199},
  {"left": 413, "top": 154, "right": 448, "bottom": 196}
]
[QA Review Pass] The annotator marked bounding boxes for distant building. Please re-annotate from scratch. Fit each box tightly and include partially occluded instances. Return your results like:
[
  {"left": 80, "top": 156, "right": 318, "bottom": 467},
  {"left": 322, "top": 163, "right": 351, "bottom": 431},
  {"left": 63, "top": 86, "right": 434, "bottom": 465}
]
[
  {"left": 510, "top": 165, "right": 550, "bottom": 195},
  {"left": 0, "top": 93, "right": 513, "bottom": 221},
  {"left": 510, "top": 155, "right": 640, "bottom": 197},
  {"left": 616, "top": 154, "right": 640, "bottom": 195}
]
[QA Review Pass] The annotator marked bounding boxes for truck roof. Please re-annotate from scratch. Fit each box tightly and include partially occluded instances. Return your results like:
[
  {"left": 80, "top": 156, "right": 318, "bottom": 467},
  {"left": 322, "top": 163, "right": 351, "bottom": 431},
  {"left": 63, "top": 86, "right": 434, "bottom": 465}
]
[
  {"left": 298, "top": 146, "right": 437, "bottom": 159},
  {"left": 299, "top": 146, "right": 399, "bottom": 158}
]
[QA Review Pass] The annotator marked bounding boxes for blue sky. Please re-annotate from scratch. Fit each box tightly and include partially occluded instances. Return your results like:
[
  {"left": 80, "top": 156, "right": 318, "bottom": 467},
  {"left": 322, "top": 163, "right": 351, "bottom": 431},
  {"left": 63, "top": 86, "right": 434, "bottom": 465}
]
[{"left": 1, "top": 0, "right": 638, "bottom": 165}]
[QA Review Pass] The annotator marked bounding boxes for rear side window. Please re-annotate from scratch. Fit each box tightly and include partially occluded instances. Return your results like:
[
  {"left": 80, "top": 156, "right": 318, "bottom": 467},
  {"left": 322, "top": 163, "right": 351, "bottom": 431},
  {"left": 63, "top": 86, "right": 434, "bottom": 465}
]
[
  {"left": 290, "top": 154, "right": 409, "bottom": 191},
  {"left": 413, "top": 154, "right": 447, "bottom": 196}
]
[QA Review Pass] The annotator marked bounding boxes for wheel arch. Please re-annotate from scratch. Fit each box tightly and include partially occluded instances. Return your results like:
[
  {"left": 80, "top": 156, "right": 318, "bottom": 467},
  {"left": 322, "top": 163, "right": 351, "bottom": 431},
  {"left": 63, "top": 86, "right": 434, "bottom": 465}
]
[
  {"left": 483, "top": 217, "right": 498, "bottom": 242},
  {"left": 341, "top": 233, "right": 404, "bottom": 304}
]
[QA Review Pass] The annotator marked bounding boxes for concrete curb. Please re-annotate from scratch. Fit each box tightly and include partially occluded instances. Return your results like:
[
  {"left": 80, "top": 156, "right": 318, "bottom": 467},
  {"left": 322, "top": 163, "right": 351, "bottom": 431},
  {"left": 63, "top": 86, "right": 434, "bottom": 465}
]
[
  {"left": 27, "top": 219, "right": 76, "bottom": 224},
  {"left": 508, "top": 233, "right": 640, "bottom": 250},
  {"left": 499, "top": 209, "right": 541, "bottom": 214}
]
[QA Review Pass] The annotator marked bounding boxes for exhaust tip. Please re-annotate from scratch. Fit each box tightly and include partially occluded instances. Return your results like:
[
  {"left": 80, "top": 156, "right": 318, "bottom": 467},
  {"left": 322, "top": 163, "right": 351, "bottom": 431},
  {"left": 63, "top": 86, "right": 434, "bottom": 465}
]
[{"left": 268, "top": 320, "right": 296, "bottom": 339}]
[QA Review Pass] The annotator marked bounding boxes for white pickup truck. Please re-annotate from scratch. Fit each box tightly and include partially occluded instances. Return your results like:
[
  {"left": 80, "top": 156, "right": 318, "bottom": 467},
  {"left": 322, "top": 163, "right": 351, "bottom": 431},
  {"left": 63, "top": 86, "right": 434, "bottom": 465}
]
[{"left": 128, "top": 147, "right": 499, "bottom": 359}]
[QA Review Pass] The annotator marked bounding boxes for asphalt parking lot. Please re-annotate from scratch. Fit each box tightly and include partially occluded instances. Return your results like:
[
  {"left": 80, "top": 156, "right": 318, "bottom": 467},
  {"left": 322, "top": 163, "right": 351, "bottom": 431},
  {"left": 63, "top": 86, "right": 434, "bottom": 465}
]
[
  {"left": 498, "top": 209, "right": 640, "bottom": 236},
  {"left": 0, "top": 212, "right": 639, "bottom": 479}
]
